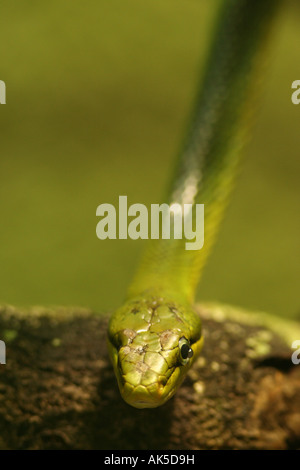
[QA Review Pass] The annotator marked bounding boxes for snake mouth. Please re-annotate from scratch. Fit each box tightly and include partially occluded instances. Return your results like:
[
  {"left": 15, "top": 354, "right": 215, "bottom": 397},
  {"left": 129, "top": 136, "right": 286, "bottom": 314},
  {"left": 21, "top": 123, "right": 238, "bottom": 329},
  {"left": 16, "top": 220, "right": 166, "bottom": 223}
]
[
  {"left": 118, "top": 365, "right": 181, "bottom": 409},
  {"left": 121, "top": 382, "right": 176, "bottom": 409},
  {"left": 126, "top": 396, "right": 161, "bottom": 409}
]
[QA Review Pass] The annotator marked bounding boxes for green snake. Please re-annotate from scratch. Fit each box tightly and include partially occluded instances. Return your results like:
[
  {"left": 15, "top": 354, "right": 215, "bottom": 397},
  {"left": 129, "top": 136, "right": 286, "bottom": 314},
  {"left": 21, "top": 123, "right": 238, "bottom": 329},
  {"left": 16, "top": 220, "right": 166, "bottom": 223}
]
[{"left": 107, "top": 0, "right": 281, "bottom": 408}]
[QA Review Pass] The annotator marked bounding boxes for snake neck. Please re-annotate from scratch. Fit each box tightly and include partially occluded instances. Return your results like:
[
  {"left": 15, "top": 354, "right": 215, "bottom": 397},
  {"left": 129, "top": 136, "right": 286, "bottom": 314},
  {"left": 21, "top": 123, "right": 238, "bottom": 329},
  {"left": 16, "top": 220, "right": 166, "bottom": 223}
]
[{"left": 127, "top": 0, "right": 281, "bottom": 305}]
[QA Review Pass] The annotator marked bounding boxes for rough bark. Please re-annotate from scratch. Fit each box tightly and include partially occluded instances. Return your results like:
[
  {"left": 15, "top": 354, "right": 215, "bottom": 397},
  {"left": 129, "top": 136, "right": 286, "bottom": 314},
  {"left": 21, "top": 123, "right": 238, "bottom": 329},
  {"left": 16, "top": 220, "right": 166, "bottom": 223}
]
[{"left": 0, "top": 303, "right": 299, "bottom": 450}]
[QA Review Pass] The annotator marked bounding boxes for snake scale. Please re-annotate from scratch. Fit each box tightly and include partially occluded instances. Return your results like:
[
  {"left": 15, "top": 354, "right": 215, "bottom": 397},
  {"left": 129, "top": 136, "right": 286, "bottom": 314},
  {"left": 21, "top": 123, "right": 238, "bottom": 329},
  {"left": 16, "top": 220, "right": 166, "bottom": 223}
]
[{"left": 107, "top": 0, "right": 281, "bottom": 408}]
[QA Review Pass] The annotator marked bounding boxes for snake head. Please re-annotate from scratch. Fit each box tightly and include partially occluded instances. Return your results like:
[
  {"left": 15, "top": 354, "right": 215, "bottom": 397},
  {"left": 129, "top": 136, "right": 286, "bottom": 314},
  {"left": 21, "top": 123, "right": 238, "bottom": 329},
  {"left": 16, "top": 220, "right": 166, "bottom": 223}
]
[{"left": 107, "top": 295, "right": 203, "bottom": 408}]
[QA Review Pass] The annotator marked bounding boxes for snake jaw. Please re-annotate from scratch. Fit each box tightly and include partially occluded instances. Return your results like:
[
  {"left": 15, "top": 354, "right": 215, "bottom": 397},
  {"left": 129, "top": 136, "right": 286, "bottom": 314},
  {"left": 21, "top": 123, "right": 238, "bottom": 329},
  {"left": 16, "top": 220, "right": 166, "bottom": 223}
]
[{"left": 121, "top": 368, "right": 182, "bottom": 409}]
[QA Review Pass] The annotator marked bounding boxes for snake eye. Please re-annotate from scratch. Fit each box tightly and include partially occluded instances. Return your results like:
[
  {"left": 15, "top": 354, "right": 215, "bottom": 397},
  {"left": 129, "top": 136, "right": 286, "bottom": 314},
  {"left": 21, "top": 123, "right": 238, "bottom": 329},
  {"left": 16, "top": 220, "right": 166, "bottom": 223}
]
[{"left": 179, "top": 337, "right": 193, "bottom": 364}]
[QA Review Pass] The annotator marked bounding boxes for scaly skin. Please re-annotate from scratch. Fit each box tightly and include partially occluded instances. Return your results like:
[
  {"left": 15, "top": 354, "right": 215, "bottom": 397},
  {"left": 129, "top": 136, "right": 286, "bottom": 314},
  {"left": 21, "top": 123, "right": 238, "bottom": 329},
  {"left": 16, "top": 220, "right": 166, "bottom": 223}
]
[
  {"left": 108, "top": 291, "right": 203, "bottom": 408},
  {"left": 107, "top": 0, "right": 281, "bottom": 408}
]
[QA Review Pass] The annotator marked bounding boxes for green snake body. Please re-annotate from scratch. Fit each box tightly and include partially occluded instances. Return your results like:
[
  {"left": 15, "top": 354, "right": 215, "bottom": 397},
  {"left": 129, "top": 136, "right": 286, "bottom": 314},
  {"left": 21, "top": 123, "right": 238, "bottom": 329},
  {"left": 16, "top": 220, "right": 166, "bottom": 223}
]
[{"left": 108, "top": 0, "right": 281, "bottom": 408}]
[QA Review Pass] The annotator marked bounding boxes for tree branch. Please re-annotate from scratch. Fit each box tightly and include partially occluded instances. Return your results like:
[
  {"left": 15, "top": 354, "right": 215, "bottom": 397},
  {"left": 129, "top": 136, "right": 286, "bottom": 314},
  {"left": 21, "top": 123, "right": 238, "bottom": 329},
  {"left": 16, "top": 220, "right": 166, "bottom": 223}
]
[{"left": 0, "top": 303, "right": 299, "bottom": 449}]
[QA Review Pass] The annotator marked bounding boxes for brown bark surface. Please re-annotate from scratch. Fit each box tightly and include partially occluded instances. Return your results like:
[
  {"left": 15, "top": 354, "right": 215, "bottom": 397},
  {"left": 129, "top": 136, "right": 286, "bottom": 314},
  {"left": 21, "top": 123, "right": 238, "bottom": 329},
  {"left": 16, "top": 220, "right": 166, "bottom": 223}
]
[{"left": 0, "top": 304, "right": 299, "bottom": 450}]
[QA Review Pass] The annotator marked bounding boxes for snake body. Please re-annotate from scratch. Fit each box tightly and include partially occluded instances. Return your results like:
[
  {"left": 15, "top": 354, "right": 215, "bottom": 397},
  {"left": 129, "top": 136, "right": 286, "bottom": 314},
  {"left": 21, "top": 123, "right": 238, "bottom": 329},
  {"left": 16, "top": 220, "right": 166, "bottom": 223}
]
[{"left": 108, "top": 0, "right": 281, "bottom": 408}]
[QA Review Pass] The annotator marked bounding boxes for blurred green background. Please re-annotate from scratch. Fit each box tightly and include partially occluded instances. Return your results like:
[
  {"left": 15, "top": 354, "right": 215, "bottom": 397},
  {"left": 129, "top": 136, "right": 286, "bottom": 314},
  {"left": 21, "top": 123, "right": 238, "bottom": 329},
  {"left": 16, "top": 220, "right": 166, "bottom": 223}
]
[{"left": 0, "top": 0, "right": 299, "bottom": 318}]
